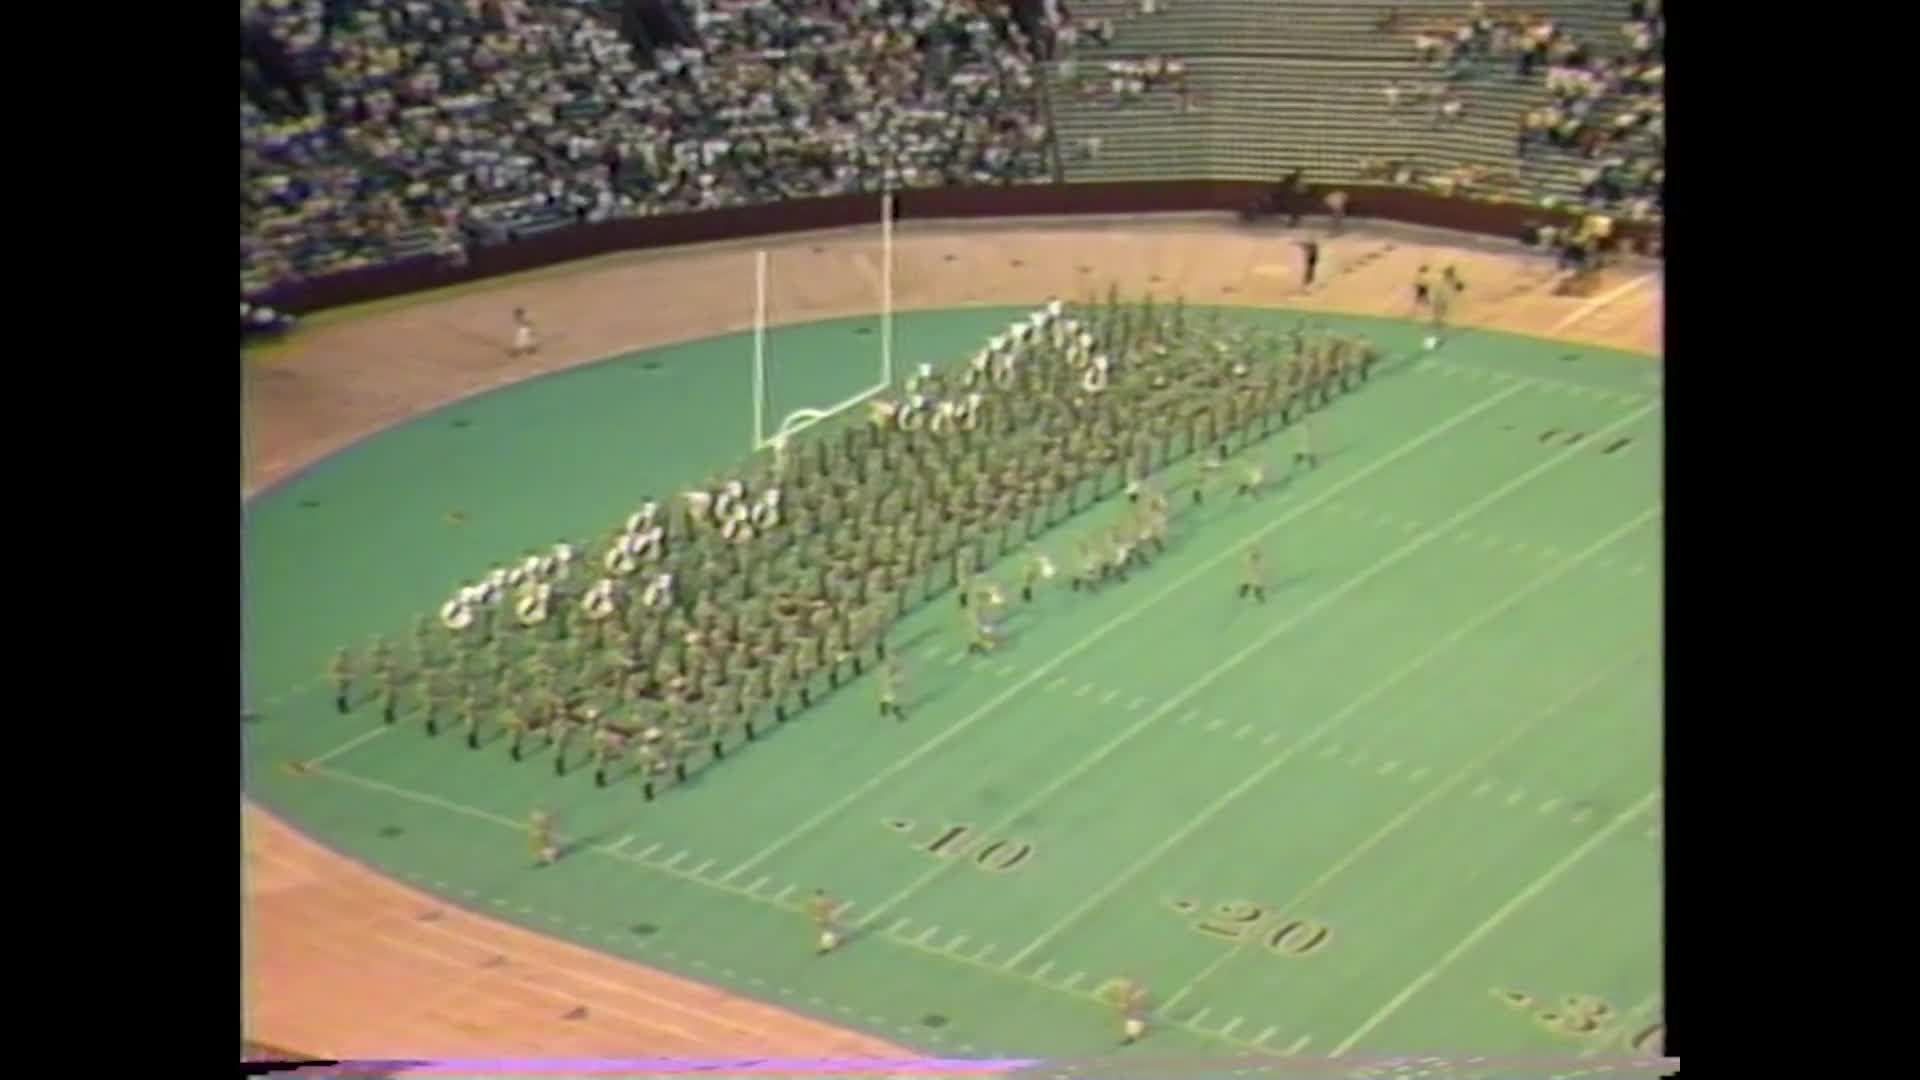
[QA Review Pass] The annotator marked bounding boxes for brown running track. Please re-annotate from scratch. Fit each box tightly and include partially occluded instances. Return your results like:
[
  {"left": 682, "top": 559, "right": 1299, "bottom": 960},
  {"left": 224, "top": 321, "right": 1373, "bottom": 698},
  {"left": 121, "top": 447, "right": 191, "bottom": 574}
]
[{"left": 242, "top": 215, "right": 1661, "bottom": 1059}]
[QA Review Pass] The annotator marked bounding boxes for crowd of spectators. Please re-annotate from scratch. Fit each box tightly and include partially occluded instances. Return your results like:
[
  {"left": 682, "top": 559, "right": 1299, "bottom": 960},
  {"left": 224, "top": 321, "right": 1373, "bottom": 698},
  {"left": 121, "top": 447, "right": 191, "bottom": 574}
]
[
  {"left": 1515, "top": 7, "right": 1663, "bottom": 220},
  {"left": 1040, "top": 0, "right": 1193, "bottom": 169},
  {"left": 1052, "top": 0, "right": 1195, "bottom": 112},
  {"left": 1380, "top": 80, "right": 1466, "bottom": 130},
  {"left": 1405, "top": 0, "right": 1533, "bottom": 81},
  {"left": 243, "top": 0, "right": 1664, "bottom": 299},
  {"left": 1064, "top": 54, "right": 1189, "bottom": 109},
  {"left": 1389, "top": 1, "right": 1662, "bottom": 220},
  {"left": 241, "top": 0, "right": 1055, "bottom": 295},
  {"left": 1355, "top": 155, "right": 1520, "bottom": 206}
]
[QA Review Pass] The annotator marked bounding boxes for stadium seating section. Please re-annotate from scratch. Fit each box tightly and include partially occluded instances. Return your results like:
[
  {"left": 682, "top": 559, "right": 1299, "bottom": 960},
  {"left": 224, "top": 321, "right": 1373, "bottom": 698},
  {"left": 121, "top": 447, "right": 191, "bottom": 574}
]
[{"left": 240, "top": 0, "right": 1662, "bottom": 294}]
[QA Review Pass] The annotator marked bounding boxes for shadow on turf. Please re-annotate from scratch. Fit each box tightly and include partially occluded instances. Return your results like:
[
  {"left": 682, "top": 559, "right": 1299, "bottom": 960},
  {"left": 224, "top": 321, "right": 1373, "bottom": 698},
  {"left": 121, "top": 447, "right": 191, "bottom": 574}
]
[
  {"left": 555, "top": 826, "right": 620, "bottom": 862},
  {"left": 1261, "top": 572, "right": 1312, "bottom": 598},
  {"left": 822, "top": 921, "right": 879, "bottom": 952},
  {"left": 1223, "top": 573, "right": 1313, "bottom": 621},
  {"left": 894, "top": 625, "right": 942, "bottom": 653},
  {"left": 905, "top": 681, "right": 954, "bottom": 713}
]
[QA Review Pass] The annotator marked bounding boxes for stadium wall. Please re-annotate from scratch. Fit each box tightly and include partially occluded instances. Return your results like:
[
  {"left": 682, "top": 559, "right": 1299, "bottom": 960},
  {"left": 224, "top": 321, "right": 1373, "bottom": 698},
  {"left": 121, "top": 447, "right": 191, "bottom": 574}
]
[{"left": 252, "top": 180, "right": 1662, "bottom": 317}]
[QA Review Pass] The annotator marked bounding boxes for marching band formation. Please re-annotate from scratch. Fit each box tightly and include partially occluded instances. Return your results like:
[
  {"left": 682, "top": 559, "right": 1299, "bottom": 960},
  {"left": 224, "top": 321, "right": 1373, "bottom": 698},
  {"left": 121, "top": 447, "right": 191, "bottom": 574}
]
[{"left": 324, "top": 290, "right": 1385, "bottom": 802}]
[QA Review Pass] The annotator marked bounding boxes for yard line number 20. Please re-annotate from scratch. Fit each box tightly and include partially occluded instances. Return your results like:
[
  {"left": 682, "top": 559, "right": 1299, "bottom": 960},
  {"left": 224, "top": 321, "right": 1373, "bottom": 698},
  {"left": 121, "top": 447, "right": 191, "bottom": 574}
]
[{"left": 1166, "top": 898, "right": 1333, "bottom": 957}]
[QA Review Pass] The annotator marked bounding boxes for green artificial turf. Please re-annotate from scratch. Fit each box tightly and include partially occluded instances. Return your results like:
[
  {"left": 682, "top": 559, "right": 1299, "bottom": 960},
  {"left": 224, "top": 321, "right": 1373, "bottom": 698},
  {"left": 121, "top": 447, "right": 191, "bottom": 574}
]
[{"left": 244, "top": 307, "right": 1663, "bottom": 1070}]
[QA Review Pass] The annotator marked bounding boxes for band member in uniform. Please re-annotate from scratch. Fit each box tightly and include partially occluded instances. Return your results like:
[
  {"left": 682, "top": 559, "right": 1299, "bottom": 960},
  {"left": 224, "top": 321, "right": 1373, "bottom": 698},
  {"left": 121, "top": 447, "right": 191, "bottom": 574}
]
[
  {"left": 1116, "top": 978, "right": 1150, "bottom": 1045},
  {"left": 637, "top": 732, "right": 672, "bottom": 801},
  {"left": 330, "top": 647, "right": 353, "bottom": 715},
  {"left": 1193, "top": 444, "right": 1227, "bottom": 506},
  {"left": 411, "top": 613, "right": 437, "bottom": 671},
  {"left": 1021, "top": 544, "right": 1053, "bottom": 603},
  {"left": 552, "top": 706, "right": 584, "bottom": 775},
  {"left": 1068, "top": 539, "right": 1095, "bottom": 593},
  {"left": 592, "top": 721, "right": 624, "bottom": 788},
  {"left": 376, "top": 666, "right": 400, "bottom": 725},
  {"left": 810, "top": 889, "right": 843, "bottom": 955},
  {"left": 1432, "top": 265, "right": 1466, "bottom": 333},
  {"left": 529, "top": 807, "right": 558, "bottom": 867},
  {"left": 423, "top": 669, "right": 453, "bottom": 736},
  {"left": 461, "top": 689, "right": 483, "bottom": 750},
  {"left": 1236, "top": 459, "right": 1268, "bottom": 499},
  {"left": 1238, "top": 545, "right": 1267, "bottom": 604},
  {"left": 878, "top": 658, "right": 906, "bottom": 721},
  {"left": 506, "top": 701, "right": 535, "bottom": 760},
  {"left": 965, "top": 601, "right": 998, "bottom": 656}
]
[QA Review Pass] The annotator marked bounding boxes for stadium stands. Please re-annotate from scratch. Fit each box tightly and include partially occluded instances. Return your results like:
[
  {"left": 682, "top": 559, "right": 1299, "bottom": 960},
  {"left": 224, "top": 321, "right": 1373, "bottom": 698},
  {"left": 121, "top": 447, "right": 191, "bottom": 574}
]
[
  {"left": 241, "top": 0, "right": 1054, "bottom": 294},
  {"left": 240, "top": 0, "right": 1661, "bottom": 295},
  {"left": 1049, "top": 0, "right": 1662, "bottom": 215}
]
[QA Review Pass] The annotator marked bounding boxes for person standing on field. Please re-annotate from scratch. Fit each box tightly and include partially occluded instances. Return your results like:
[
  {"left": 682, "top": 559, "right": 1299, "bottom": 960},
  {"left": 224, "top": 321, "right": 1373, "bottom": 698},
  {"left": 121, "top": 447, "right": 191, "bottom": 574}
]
[{"left": 510, "top": 307, "right": 539, "bottom": 358}]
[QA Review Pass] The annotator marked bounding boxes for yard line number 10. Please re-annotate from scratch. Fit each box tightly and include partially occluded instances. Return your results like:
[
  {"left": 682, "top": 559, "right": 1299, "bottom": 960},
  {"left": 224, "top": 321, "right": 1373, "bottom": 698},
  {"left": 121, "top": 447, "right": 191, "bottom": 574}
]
[{"left": 886, "top": 819, "right": 1035, "bottom": 873}]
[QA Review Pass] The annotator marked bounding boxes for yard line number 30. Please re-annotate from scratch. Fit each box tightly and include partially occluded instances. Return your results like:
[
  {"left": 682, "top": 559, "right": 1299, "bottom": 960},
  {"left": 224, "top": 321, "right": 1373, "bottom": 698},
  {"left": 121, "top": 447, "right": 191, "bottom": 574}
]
[{"left": 1492, "top": 988, "right": 1663, "bottom": 1052}]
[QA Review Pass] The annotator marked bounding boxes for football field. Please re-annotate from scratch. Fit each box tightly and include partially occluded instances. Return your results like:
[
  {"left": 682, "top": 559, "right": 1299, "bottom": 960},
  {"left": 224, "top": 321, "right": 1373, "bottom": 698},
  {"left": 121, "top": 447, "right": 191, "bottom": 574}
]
[{"left": 243, "top": 306, "right": 1663, "bottom": 1070}]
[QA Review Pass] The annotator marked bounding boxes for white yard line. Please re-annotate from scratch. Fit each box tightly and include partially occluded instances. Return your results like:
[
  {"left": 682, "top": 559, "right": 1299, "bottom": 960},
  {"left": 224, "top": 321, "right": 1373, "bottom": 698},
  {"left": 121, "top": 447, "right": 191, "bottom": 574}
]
[
  {"left": 1159, "top": 639, "right": 1651, "bottom": 1012},
  {"left": 713, "top": 383, "right": 1530, "bottom": 885},
  {"left": 1017, "top": 505, "right": 1658, "bottom": 974},
  {"left": 314, "top": 767, "right": 526, "bottom": 829},
  {"left": 869, "top": 403, "right": 1658, "bottom": 932},
  {"left": 303, "top": 726, "right": 392, "bottom": 768},
  {"left": 1328, "top": 789, "right": 1662, "bottom": 1056},
  {"left": 1550, "top": 274, "right": 1656, "bottom": 333}
]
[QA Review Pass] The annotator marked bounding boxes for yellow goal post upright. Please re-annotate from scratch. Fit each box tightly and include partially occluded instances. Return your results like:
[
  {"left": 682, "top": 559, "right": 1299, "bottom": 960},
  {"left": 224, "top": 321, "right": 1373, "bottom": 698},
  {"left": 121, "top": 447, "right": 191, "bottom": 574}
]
[{"left": 751, "top": 189, "right": 897, "bottom": 469}]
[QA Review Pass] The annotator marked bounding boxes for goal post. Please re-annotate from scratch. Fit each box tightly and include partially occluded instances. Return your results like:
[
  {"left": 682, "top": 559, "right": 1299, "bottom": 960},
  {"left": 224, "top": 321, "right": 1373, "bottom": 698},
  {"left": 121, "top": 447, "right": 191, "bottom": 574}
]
[
  {"left": 752, "top": 248, "right": 768, "bottom": 454},
  {"left": 750, "top": 190, "right": 897, "bottom": 456},
  {"left": 881, "top": 186, "right": 895, "bottom": 388}
]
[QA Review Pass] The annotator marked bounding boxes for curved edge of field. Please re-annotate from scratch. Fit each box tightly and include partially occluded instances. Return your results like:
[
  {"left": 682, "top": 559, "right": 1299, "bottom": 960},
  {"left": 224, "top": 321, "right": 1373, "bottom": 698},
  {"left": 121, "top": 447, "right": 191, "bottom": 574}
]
[
  {"left": 241, "top": 214, "right": 1662, "bottom": 1060},
  {"left": 243, "top": 802, "right": 919, "bottom": 1060}
]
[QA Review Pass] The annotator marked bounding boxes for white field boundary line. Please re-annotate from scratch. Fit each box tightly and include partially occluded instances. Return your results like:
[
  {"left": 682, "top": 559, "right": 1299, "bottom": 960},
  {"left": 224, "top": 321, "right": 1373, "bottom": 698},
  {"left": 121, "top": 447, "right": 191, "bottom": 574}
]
[
  {"left": 1006, "top": 502, "right": 1660, "bottom": 972},
  {"left": 1550, "top": 274, "right": 1657, "bottom": 334},
  {"left": 713, "top": 381, "right": 1531, "bottom": 885},
  {"left": 862, "top": 401, "right": 1659, "bottom": 929},
  {"left": 1157, "top": 639, "right": 1654, "bottom": 1013},
  {"left": 1328, "top": 788, "right": 1663, "bottom": 1056}
]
